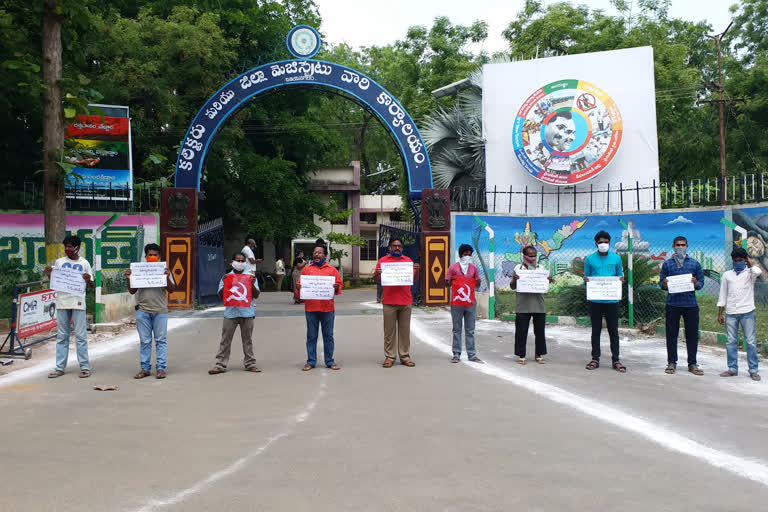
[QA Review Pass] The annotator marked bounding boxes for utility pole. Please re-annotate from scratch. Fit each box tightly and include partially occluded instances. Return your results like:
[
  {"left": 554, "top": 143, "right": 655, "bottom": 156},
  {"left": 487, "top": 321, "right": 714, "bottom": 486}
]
[{"left": 700, "top": 21, "right": 745, "bottom": 206}]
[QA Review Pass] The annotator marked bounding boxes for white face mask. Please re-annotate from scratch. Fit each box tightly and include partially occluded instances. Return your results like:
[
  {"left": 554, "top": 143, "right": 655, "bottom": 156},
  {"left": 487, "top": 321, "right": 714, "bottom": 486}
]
[
  {"left": 459, "top": 256, "right": 472, "bottom": 265},
  {"left": 597, "top": 243, "right": 610, "bottom": 253},
  {"left": 231, "top": 261, "right": 246, "bottom": 272}
]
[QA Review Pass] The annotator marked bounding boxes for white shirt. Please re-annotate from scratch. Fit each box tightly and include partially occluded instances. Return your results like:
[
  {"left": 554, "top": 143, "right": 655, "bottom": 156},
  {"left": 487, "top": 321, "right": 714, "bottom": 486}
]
[
  {"left": 717, "top": 266, "right": 762, "bottom": 314},
  {"left": 241, "top": 245, "right": 256, "bottom": 276},
  {"left": 53, "top": 256, "right": 93, "bottom": 310},
  {"left": 275, "top": 259, "right": 285, "bottom": 275}
]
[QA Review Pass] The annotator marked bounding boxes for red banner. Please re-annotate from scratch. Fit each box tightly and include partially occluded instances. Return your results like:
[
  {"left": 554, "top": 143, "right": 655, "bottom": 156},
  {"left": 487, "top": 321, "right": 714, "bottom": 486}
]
[
  {"left": 67, "top": 115, "right": 129, "bottom": 141},
  {"left": 223, "top": 273, "right": 253, "bottom": 306},
  {"left": 450, "top": 276, "right": 476, "bottom": 307}
]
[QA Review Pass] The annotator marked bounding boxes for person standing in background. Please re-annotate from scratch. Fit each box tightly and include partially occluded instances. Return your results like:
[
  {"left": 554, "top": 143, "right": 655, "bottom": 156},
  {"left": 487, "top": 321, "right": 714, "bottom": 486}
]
[
  {"left": 275, "top": 256, "right": 286, "bottom": 292},
  {"left": 241, "top": 238, "right": 262, "bottom": 279},
  {"left": 292, "top": 257, "right": 306, "bottom": 304}
]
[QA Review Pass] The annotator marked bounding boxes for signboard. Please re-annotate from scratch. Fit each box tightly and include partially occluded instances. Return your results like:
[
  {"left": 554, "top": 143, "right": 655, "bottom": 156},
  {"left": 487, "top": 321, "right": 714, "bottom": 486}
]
[
  {"left": 483, "top": 47, "right": 659, "bottom": 213},
  {"left": 299, "top": 275, "right": 335, "bottom": 300},
  {"left": 50, "top": 267, "right": 87, "bottom": 295},
  {"left": 223, "top": 273, "right": 253, "bottom": 306},
  {"left": 450, "top": 276, "right": 476, "bottom": 307},
  {"left": 129, "top": 262, "right": 167, "bottom": 288},
  {"left": 65, "top": 105, "right": 133, "bottom": 200},
  {"left": 667, "top": 273, "right": 695, "bottom": 294},
  {"left": 17, "top": 289, "right": 57, "bottom": 338},
  {"left": 586, "top": 277, "right": 622, "bottom": 301},
  {"left": 515, "top": 268, "right": 551, "bottom": 294},
  {"left": 381, "top": 262, "right": 414, "bottom": 287}
]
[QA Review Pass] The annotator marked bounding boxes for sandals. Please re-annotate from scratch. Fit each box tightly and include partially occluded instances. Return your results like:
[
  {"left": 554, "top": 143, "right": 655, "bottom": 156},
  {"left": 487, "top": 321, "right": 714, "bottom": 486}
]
[
  {"left": 688, "top": 365, "right": 703, "bottom": 376},
  {"left": 245, "top": 367, "right": 261, "bottom": 373},
  {"left": 665, "top": 364, "right": 676, "bottom": 374},
  {"left": 382, "top": 359, "right": 394, "bottom": 368},
  {"left": 450, "top": 356, "right": 460, "bottom": 363},
  {"left": 156, "top": 369, "right": 167, "bottom": 379},
  {"left": 79, "top": 370, "right": 91, "bottom": 378},
  {"left": 208, "top": 367, "right": 226, "bottom": 375},
  {"left": 719, "top": 370, "right": 737, "bottom": 377},
  {"left": 301, "top": 365, "right": 313, "bottom": 371},
  {"left": 401, "top": 359, "right": 416, "bottom": 367},
  {"left": 518, "top": 358, "right": 527, "bottom": 366},
  {"left": 612, "top": 361, "right": 627, "bottom": 373},
  {"left": 48, "top": 370, "right": 65, "bottom": 378},
  {"left": 585, "top": 360, "right": 599, "bottom": 370},
  {"left": 535, "top": 357, "right": 545, "bottom": 364},
  {"left": 750, "top": 372, "right": 762, "bottom": 381},
  {"left": 327, "top": 364, "right": 341, "bottom": 370},
  {"left": 134, "top": 370, "right": 151, "bottom": 379}
]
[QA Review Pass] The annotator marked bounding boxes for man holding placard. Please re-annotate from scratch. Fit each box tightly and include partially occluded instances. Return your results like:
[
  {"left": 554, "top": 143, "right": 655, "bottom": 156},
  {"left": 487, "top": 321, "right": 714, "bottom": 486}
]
[
  {"left": 374, "top": 237, "right": 420, "bottom": 368},
  {"left": 125, "top": 243, "right": 176, "bottom": 379},
  {"left": 445, "top": 244, "right": 483, "bottom": 363},
  {"left": 584, "top": 231, "right": 625, "bottom": 372},
  {"left": 208, "top": 252, "right": 261, "bottom": 375},
  {"left": 297, "top": 241, "right": 342, "bottom": 371},
  {"left": 45, "top": 235, "right": 94, "bottom": 379},
  {"left": 659, "top": 236, "right": 705, "bottom": 375},
  {"left": 511, "top": 245, "right": 552, "bottom": 365}
]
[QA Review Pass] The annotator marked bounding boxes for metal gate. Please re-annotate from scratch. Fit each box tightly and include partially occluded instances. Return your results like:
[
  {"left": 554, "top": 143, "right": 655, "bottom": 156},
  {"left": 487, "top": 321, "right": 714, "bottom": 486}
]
[
  {"left": 196, "top": 218, "right": 225, "bottom": 305},
  {"left": 378, "top": 222, "right": 420, "bottom": 304}
]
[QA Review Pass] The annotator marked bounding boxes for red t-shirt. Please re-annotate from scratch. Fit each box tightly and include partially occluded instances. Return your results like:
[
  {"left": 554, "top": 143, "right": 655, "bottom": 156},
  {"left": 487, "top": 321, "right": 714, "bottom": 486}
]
[
  {"left": 299, "top": 262, "right": 343, "bottom": 312},
  {"left": 376, "top": 254, "right": 414, "bottom": 305}
]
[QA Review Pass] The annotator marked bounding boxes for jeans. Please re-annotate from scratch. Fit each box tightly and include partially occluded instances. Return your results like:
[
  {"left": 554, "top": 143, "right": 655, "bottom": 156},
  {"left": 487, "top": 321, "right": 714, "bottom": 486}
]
[
  {"left": 136, "top": 310, "right": 168, "bottom": 371},
  {"left": 665, "top": 305, "right": 699, "bottom": 366},
  {"left": 55, "top": 309, "right": 89, "bottom": 372},
  {"left": 725, "top": 311, "right": 759, "bottom": 374},
  {"left": 589, "top": 302, "right": 620, "bottom": 362},
  {"left": 305, "top": 311, "right": 335, "bottom": 367},
  {"left": 451, "top": 304, "right": 477, "bottom": 358},
  {"left": 515, "top": 312, "right": 547, "bottom": 358}
]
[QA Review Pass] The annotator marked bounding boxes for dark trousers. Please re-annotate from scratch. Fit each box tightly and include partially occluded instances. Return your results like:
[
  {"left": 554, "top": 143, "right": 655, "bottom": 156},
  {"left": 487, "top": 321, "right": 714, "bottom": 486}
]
[
  {"left": 665, "top": 305, "right": 699, "bottom": 366},
  {"left": 515, "top": 312, "right": 547, "bottom": 358},
  {"left": 589, "top": 302, "right": 620, "bottom": 362}
]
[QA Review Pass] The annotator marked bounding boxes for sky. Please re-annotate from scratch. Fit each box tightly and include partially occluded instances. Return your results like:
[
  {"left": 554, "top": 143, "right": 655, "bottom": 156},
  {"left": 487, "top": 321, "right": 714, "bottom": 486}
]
[{"left": 313, "top": 0, "right": 737, "bottom": 54}]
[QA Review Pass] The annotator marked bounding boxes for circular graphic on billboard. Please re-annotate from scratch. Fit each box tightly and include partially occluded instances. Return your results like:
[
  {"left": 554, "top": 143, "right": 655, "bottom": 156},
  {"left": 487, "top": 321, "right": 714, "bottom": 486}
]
[
  {"left": 286, "top": 25, "right": 321, "bottom": 60},
  {"left": 512, "top": 79, "right": 623, "bottom": 185}
]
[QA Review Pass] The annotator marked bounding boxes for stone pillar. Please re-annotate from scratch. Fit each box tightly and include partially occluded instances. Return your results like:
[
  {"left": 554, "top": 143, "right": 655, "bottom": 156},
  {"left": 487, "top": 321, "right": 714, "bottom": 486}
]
[
  {"left": 420, "top": 189, "right": 451, "bottom": 306},
  {"left": 160, "top": 188, "right": 197, "bottom": 309}
]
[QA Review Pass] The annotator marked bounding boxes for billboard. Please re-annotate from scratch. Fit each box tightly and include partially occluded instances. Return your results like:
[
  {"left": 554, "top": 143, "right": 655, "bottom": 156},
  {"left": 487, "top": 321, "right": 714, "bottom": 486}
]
[
  {"left": 483, "top": 47, "right": 659, "bottom": 213},
  {"left": 65, "top": 105, "right": 133, "bottom": 200},
  {"left": 17, "top": 289, "right": 58, "bottom": 338}
]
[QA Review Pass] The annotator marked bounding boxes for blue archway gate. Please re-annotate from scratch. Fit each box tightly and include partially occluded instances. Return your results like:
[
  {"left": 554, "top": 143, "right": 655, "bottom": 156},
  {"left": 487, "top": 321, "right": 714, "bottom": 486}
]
[{"left": 173, "top": 59, "right": 432, "bottom": 197}]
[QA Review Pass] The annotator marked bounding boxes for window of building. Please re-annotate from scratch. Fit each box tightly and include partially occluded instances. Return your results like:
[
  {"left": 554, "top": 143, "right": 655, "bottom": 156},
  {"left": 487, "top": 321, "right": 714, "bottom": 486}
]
[
  {"left": 329, "top": 191, "right": 349, "bottom": 225},
  {"left": 361, "top": 236, "right": 378, "bottom": 261},
  {"left": 389, "top": 211, "right": 402, "bottom": 222},
  {"left": 360, "top": 212, "right": 377, "bottom": 224}
]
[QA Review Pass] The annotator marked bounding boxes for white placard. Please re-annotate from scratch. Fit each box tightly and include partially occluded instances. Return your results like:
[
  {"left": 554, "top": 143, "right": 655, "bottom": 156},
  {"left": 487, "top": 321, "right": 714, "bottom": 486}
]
[
  {"left": 516, "top": 268, "right": 550, "bottom": 294},
  {"left": 300, "top": 275, "right": 335, "bottom": 300},
  {"left": 586, "top": 276, "right": 622, "bottom": 301},
  {"left": 667, "top": 273, "right": 694, "bottom": 294},
  {"left": 380, "top": 262, "right": 414, "bottom": 287},
  {"left": 130, "top": 262, "right": 168, "bottom": 288},
  {"left": 50, "top": 266, "right": 87, "bottom": 295}
]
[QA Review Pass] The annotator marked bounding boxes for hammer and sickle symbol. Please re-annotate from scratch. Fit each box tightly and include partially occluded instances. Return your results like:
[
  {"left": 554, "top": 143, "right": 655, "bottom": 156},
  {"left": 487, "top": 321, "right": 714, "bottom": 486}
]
[
  {"left": 453, "top": 284, "right": 471, "bottom": 304},
  {"left": 227, "top": 282, "right": 249, "bottom": 303}
]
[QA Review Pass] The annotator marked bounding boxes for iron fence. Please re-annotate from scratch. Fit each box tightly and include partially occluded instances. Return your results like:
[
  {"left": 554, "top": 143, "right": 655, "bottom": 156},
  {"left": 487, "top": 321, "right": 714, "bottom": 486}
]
[
  {"left": 0, "top": 181, "right": 161, "bottom": 213},
  {"left": 451, "top": 174, "right": 768, "bottom": 213}
]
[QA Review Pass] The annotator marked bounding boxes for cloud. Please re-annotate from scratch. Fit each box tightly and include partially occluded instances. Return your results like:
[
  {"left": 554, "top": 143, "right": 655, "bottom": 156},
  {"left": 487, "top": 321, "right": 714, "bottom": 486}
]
[{"left": 666, "top": 215, "right": 693, "bottom": 225}]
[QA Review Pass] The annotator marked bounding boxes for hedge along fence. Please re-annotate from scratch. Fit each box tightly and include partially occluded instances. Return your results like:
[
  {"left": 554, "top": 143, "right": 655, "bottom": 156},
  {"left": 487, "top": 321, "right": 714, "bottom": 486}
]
[{"left": 455, "top": 204, "right": 768, "bottom": 347}]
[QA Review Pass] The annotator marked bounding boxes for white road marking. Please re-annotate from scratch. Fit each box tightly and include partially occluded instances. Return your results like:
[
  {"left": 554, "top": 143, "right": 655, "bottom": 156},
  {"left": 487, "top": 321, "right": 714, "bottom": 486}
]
[
  {"left": 130, "top": 372, "right": 328, "bottom": 512},
  {"left": 410, "top": 316, "right": 768, "bottom": 489},
  {"left": 0, "top": 318, "right": 197, "bottom": 387}
]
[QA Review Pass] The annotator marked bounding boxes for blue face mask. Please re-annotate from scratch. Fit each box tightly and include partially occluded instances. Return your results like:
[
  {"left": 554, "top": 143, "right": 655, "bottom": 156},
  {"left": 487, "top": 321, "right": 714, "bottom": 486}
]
[
  {"left": 734, "top": 261, "right": 747, "bottom": 274},
  {"left": 314, "top": 258, "right": 326, "bottom": 266},
  {"left": 390, "top": 250, "right": 402, "bottom": 257}
]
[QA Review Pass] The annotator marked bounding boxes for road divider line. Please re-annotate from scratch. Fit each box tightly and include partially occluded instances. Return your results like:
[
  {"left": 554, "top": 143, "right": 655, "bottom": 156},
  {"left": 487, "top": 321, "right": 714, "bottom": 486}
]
[
  {"left": 410, "top": 317, "right": 768, "bottom": 489},
  {"left": 130, "top": 372, "right": 328, "bottom": 512}
]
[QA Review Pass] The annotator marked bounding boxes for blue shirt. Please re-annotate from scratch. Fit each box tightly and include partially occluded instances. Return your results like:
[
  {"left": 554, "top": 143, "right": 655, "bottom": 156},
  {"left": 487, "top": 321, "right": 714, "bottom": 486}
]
[
  {"left": 584, "top": 251, "right": 623, "bottom": 303},
  {"left": 659, "top": 256, "right": 704, "bottom": 307},
  {"left": 218, "top": 271, "right": 260, "bottom": 318}
]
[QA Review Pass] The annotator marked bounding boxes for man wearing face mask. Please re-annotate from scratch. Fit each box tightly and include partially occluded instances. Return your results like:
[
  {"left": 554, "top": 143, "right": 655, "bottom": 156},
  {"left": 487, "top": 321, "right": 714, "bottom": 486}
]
[
  {"left": 374, "top": 238, "right": 420, "bottom": 367},
  {"left": 208, "top": 252, "right": 261, "bottom": 374},
  {"left": 717, "top": 247, "right": 761, "bottom": 381},
  {"left": 659, "top": 236, "right": 705, "bottom": 375},
  {"left": 583, "top": 231, "right": 625, "bottom": 372},
  {"left": 297, "top": 240, "right": 343, "bottom": 371},
  {"left": 45, "top": 235, "right": 95, "bottom": 378},
  {"left": 445, "top": 244, "right": 483, "bottom": 363},
  {"left": 125, "top": 243, "right": 176, "bottom": 379},
  {"left": 511, "top": 245, "right": 552, "bottom": 365}
]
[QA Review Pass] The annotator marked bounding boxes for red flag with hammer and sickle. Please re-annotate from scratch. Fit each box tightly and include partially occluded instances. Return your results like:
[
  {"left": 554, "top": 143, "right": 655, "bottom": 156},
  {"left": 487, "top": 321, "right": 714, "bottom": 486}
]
[
  {"left": 223, "top": 273, "right": 253, "bottom": 305},
  {"left": 450, "top": 276, "right": 476, "bottom": 307}
]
